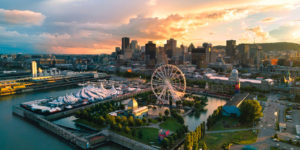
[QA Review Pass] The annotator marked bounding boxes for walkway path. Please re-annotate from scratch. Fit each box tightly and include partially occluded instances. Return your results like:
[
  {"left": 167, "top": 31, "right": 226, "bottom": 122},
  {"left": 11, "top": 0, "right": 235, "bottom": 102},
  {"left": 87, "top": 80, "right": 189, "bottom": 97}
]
[
  {"left": 206, "top": 128, "right": 255, "bottom": 134},
  {"left": 230, "top": 94, "right": 300, "bottom": 150}
]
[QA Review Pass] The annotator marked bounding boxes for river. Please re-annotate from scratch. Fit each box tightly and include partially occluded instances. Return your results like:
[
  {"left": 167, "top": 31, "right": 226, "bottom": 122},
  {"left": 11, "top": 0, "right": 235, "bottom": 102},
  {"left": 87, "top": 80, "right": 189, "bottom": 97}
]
[{"left": 0, "top": 86, "right": 226, "bottom": 150}]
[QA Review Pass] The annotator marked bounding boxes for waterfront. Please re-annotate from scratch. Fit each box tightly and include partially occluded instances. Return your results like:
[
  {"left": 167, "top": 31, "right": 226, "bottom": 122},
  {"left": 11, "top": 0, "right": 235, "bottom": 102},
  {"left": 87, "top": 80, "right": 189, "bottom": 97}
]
[
  {"left": 1, "top": 86, "right": 226, "bottom": 149},
  {"left": 184, "top": 97, "right": 227, "bottom": 131},
  {"left": 0, "top": 86, "right": 124, "bottom": 150}
]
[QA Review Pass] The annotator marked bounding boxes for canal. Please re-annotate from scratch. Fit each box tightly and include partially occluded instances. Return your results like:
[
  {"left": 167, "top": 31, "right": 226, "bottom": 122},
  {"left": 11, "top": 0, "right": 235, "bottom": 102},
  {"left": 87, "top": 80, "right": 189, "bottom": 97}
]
[{"left": 0, "top": 86, "right": 226, "bottom": 150}]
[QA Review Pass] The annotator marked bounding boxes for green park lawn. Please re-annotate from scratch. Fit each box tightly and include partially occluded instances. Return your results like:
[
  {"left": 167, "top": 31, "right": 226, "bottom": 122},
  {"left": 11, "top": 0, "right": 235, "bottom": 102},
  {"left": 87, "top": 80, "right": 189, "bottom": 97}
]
[
  {"left": 202, "top": 130, "right": 258, "bottom": 150},
  {"left": 159, "top": 118, "right": 183, "bottom": 132},
  {"left": 115, "top": 127, "right": 160, "bottom": 146},
  {"left": 208, "top": 117, "right": 251, "bottom": 131},
  {"left": 74, "top": 119, "right": 105, "bottom": 131}
]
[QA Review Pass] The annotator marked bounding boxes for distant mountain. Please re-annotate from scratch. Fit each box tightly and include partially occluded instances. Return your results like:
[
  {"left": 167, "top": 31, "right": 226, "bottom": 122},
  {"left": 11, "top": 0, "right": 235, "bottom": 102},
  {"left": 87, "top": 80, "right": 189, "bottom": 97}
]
[{"left": 213, "top": 42, "right": 300, "bottom": 51}]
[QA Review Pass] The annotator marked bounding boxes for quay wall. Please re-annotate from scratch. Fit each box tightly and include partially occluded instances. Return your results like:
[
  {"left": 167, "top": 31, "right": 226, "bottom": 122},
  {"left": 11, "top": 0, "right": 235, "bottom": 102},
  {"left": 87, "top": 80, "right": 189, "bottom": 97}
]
[
  {"left": 101, "top": 130, "right": 158, "bottom": 150},
  {"left": 13, "top": 106, "right": 89, "bottom": 149}
]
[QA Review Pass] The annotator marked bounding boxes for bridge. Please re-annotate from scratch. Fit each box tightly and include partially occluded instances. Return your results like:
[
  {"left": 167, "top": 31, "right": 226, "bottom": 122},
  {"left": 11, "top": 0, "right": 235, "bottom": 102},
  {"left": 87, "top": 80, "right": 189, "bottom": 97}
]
[{"left": 225, "top": 93, "right": 249, "bottom": 107}]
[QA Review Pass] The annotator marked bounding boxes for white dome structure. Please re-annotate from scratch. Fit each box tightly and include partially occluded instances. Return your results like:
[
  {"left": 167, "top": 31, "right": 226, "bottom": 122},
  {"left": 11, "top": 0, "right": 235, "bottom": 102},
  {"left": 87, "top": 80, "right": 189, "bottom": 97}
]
[{"left": 229, "top": 69, "right": 239, "bottom": 82}]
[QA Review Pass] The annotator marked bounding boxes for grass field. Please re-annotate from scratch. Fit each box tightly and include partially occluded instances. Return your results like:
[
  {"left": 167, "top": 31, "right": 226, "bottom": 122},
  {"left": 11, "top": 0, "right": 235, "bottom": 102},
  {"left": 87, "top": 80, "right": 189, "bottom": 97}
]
[
  {"left": 203, "top": 130, "right": 258, "bottom": 150},
  {"left": 115, "top": 127, "right": 160, "bottom": 146},
  {"left": 159, "top": 118, "right": 183, "bottom": 132},
  {"left": 208, "top": 117, "right": 251, "bottom": 131},
  {"left": 74, "top": 119, "right": 105, "bottom": 131}
]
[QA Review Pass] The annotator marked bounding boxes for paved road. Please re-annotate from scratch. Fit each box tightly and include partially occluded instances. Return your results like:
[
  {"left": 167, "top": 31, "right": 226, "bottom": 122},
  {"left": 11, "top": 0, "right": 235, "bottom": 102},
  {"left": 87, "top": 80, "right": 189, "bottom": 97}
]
[
  {"left": 231, "top": 94, "right": 300, "bottom": 150},
  {"left": 206, "top": 128, "right": 255, "bottom": 134},
  {"left": 231, "top": 94, "right": 279, "bottom": 150}
]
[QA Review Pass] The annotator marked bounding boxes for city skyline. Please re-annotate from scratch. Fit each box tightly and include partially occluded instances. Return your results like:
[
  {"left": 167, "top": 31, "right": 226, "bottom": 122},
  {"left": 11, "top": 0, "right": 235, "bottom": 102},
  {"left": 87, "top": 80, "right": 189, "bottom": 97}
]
[{"left": 1, "top": 0, "right": 300, "bottom": 54}]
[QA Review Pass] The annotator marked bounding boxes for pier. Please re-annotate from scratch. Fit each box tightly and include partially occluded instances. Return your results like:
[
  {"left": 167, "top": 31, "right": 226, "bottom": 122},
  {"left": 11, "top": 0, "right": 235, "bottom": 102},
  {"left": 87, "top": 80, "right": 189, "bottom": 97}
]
[{"left": 12, "top": 88, "right": 153, "bottom": 149}]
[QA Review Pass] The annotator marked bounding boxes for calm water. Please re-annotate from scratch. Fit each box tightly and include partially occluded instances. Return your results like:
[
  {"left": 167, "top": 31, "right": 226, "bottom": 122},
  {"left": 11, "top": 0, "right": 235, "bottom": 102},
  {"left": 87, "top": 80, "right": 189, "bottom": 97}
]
[
  {"left": 0, "top": 86, "right": 226, "bottom": 150},
  {"left": 184, "top": 96, "right": 226, "bottom": 131},
  {"left": 0, "top": 86, "right": 124, "bottom": 150}
]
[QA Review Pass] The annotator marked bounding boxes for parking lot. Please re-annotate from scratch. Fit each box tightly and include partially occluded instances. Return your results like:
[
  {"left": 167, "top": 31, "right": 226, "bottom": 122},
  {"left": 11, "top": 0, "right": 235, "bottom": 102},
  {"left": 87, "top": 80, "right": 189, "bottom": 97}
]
[{"left": 279, "top": 108, "right": 300, "bottom": 141}]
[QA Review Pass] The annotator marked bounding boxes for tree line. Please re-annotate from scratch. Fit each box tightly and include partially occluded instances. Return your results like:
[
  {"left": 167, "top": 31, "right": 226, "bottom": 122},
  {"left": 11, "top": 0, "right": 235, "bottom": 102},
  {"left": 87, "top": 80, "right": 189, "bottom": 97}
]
[
  {"left": 184, "top": 122, "right": 207, "bottom": 150},
  {"left": 206, "top": 106, "right": 223, "bottom": 129}
]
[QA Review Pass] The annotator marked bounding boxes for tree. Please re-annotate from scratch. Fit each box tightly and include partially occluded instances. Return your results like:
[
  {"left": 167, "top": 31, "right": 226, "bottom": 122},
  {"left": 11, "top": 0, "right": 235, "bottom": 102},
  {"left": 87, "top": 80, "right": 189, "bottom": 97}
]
[
  {"left": 239, "top": 100, "right": 263, "bottom": 124},
  {"left": 117, "top": 123, "right": 123, "bottom": 131},
  {"left": 193, "top": 140, "right": 198, "bottom": 150},
  {"left": 162, "top": 138, "right": 169, "bottom": 148},
  {"left": 121, "top": 116, "right": 128, "bottom": 125},
  {"left": 116, "top": 116, "right": 121, "bottom": 123},
  {"left": 202, "top": 142, "right": 207, "bottom": 150},
  {"left": 142, "top": 117, "right": 147, "bottom": 124},
  {"left": 164, "top": 109, "right": 170, "bottom": 117},
  {"left": 124, "top": 126, "right": 131, "bottom": 133},
  {"left": 135, "top": 118, "right": 143, "bottom": 126},
  {"left": 128, "top": 116, "right": 135, "bottom": 126},
  {"left": 99, "top": 116, "right": 105, "bottom": 125}
]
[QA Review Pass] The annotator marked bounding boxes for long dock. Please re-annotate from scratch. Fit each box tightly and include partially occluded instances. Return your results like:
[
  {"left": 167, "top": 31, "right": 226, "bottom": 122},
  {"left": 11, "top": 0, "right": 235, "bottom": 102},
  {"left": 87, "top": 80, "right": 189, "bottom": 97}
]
[{"left": 12, "top": 88, "right": 153, "bottom": 149}]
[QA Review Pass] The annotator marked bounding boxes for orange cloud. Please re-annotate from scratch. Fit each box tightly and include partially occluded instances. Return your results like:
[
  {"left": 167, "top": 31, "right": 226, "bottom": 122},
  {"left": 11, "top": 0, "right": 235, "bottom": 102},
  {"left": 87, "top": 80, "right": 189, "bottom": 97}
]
[
  {"left": 261, "top": 17, "right": 277, "bottom": 23},
  {"left": 0, "top": 9, "right": 45, "bottom": 26},
  {"left": 247, "top": 26, "right": 269, "bottom": 40}
]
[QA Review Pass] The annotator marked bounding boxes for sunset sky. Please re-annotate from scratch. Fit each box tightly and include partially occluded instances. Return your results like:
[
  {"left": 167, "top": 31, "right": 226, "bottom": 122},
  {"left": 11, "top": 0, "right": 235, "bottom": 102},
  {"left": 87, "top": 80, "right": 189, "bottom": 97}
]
[{"left": 0, "top": 0, "right": 300, "bottom": 54}]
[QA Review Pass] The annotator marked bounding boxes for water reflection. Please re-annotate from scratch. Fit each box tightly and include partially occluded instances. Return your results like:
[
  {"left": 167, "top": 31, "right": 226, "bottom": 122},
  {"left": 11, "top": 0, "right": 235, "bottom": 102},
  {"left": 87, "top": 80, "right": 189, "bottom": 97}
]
[{"left": 184, "top": 97, "right": 226, "bottom": 131}]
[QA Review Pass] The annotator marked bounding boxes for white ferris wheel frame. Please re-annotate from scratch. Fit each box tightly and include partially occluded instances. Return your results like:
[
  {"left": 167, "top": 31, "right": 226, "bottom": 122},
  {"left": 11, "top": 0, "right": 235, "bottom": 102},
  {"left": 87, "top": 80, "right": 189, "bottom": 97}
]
[{"left": 151, "top": 64, "right": 186, "bottom": 105}]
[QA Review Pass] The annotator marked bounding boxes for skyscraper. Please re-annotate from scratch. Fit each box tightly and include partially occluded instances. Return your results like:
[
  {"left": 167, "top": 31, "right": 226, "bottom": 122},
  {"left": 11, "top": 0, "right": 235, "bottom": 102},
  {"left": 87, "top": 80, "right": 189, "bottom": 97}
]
[
  {"left": 191, "top": 43, "right": 212, "bottom": 68},
  {"left": 122, "top": 37, "right": 130, "bottom": 53},
  {"left": 145, "top": 41, "right": 156, "bottom": 67},
  {"left": 203, "top": 42, "right": 212, "bottom": 63},
  {"left": 237, "top": 44, "right": 250, "bottom": 66},
  {"left": 164, "top": 38, "right": 177, "bottom": 59},
  {"left": 226, "top": 40, "right": 237, "bottom": 58},
  {"left": 130, "top": 40, "right": 139, "bottom": 50},
  {"left": 32, "top": 61, "right": 37, "bottom": 77}
]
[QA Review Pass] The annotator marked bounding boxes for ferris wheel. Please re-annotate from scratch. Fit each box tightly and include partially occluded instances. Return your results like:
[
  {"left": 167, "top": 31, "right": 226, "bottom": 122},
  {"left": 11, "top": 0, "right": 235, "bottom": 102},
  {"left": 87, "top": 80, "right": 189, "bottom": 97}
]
[{"left": 151, "top": 64, "right": 186, "bottom": 105}]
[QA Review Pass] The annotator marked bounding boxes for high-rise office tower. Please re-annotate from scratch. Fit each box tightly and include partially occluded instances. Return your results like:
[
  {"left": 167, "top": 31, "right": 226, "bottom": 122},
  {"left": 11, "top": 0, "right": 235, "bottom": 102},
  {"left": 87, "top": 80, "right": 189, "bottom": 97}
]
[
  {"left": 32, "top": 61, "right": 37, "bottom": 77},
  {"left": 122, "top": 37, "right": 130, "bottom": 53},
  {"left": 145, "top": 41, "right": 156, "bottom": 67},
  {"left": 226, "top": 40, "right": 237, "bottom": 58},
  {"left": 237, "top": 44, "right": 250, "bottom": 66},
  {"left": 130, "top": 40, "right": 139, "bottom": 50},
  {"left": 203, "top": 42, "right": 212, "bottom": 63},
  {"left": 164, "top": 38, "right": 177, "bottom": 59}
]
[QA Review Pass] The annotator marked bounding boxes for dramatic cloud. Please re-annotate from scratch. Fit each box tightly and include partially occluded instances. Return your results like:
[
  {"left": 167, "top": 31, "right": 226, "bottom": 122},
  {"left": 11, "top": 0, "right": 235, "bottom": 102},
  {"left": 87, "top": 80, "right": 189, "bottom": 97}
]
[
  {"left": 0, "top": 9, "right": 45, "bottom": 26},
  {"left": 261, "top": 17, "right": 277, "bottom": 23},
  {"left": 247, "top": 26, "right": 269, "bottom": 40},
  {"left": 0, "top": 0, "right": 300, "bottom": 54}
]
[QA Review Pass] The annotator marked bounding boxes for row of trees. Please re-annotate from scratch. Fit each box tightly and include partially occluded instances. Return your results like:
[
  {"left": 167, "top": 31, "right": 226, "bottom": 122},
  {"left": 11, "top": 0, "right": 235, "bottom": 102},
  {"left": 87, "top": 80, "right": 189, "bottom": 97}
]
[
  {"left": 75, "top": 101, "right": 122, "bottom": 121},
  {"left": 75, "top": 102, "right": 149, "bottom": 128},
  {"left": 184, "top": 122, "right": 207, "bottom": 150},
  {"left": 206, "top": 106, "right": 223, "bottom": 129},
  {"left": 115, "top": 71, "right": 151, "bottom": 80}
]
